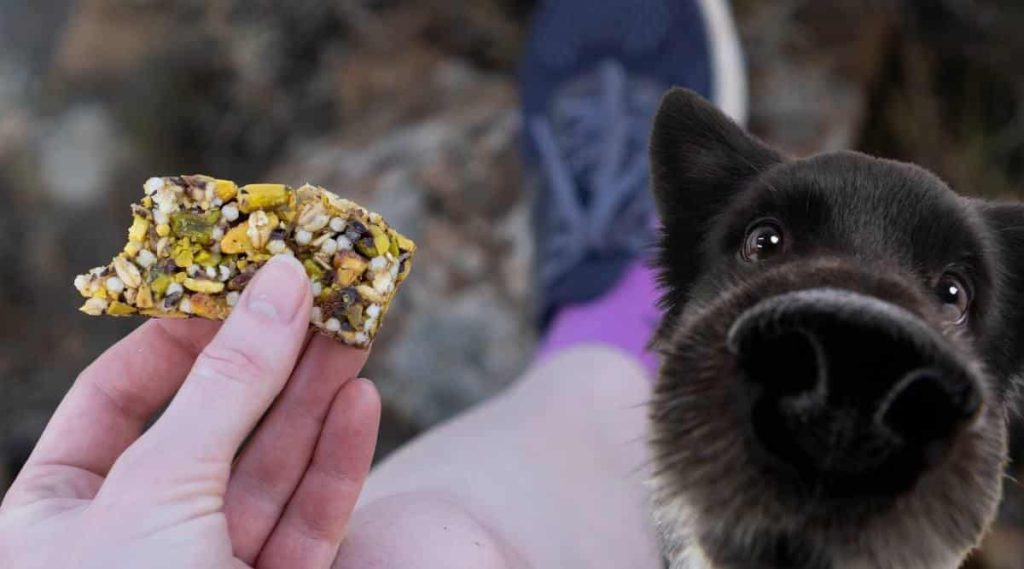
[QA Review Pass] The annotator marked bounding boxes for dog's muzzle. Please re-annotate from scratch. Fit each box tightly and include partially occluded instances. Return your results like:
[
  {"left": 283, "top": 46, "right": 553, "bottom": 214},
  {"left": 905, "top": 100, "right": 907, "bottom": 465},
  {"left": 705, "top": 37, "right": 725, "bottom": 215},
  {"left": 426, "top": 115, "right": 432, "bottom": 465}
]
[{"left": 727, "top": 288, "right": 981, "bottom": 497}]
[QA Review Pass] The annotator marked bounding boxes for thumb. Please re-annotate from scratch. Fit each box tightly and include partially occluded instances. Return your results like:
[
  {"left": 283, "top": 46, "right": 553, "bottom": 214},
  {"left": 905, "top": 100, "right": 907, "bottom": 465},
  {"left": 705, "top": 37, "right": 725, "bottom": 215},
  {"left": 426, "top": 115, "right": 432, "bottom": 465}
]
[{"left": 118, "top": 255, "right": 312, "bottom": 477}]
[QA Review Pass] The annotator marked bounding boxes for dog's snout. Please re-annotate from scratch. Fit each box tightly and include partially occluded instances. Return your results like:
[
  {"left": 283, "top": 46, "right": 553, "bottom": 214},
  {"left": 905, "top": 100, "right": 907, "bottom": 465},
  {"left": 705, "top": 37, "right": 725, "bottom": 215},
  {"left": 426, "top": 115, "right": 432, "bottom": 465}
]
[{"left": 728, "top": 288, "right": 981, "bottom": 494}]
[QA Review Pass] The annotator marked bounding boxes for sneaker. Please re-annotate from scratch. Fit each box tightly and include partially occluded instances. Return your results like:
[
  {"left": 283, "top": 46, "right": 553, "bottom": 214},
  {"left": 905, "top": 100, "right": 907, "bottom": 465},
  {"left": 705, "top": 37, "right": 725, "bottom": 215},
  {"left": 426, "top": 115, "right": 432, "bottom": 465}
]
[{"left": 520, "top": 0, "right": 747, "bottom": 327}]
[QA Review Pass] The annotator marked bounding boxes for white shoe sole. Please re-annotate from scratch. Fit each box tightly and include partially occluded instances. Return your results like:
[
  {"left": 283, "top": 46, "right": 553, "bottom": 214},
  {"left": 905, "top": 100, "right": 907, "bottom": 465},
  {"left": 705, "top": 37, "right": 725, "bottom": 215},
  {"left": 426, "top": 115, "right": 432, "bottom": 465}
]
[{"left": 697, "top": 0, "right": 748, "bottom": 126}]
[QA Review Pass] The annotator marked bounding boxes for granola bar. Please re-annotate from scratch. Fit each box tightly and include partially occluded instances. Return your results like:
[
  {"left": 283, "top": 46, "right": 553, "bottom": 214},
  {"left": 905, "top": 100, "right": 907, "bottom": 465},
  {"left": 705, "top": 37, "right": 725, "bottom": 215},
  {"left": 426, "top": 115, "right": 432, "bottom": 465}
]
[{"left": 74, "top": 175, "right": 416, "bottom": 348}]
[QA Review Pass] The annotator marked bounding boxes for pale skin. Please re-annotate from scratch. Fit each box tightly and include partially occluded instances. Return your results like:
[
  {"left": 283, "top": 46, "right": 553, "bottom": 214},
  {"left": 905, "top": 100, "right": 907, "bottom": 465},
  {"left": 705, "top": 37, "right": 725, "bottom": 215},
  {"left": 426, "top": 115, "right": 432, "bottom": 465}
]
[
  {"left": 336, "top": 347, "right": 663, "bottom": 569},
  {"left": 0, "top": 255, "right": 660, "bottom": 568}
]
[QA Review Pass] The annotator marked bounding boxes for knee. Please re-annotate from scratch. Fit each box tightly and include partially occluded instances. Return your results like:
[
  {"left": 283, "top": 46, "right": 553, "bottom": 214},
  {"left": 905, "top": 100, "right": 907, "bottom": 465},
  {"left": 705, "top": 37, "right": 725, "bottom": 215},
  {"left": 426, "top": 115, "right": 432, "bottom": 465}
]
[
  {"left": 334, "top": 491, "right": 524, "bottom": 569},
  {"left": 519, "top": 345, "right": 652, "bottom": 420}
]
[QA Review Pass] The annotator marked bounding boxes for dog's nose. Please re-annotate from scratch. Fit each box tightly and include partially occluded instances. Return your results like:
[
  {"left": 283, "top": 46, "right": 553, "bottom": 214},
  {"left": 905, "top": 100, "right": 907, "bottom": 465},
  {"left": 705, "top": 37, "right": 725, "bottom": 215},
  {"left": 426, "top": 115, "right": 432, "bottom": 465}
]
[{"left": 728, "top": 288, "right": 981, "bottom": 494}]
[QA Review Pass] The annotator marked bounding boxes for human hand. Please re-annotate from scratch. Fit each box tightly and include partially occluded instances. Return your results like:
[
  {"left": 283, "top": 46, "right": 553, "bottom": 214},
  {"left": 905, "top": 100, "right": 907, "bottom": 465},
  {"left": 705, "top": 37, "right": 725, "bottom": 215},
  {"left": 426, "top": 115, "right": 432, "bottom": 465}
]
[{"left": 0, "top": 256, "right": 381, "bottom": 569}]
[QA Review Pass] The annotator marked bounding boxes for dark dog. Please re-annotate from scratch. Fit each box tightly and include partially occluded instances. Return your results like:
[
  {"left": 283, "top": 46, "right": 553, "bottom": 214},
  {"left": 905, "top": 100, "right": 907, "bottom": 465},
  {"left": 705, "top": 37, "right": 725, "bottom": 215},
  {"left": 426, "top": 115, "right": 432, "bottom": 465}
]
[{"left": 648, "top": 88, "right": 1023, "bottom": 569}]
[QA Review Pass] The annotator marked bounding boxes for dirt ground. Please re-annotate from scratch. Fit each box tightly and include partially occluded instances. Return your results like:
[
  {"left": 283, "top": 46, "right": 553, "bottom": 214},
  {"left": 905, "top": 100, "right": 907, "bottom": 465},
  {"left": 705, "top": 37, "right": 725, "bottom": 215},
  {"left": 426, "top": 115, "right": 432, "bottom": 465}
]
[{"left": 0, "top": 0, "right": 1022, "bottom": 565}]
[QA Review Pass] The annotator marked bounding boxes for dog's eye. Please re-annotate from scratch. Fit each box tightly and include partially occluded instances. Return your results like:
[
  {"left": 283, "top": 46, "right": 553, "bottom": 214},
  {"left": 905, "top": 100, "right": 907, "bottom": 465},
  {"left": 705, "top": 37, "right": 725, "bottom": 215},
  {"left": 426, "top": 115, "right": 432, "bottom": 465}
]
[
  {"left": 935, "top": 272, "right": 971, "bottom": 324},
  {"left": 742, "top": 221, "right": 784, "bottom": 262}
]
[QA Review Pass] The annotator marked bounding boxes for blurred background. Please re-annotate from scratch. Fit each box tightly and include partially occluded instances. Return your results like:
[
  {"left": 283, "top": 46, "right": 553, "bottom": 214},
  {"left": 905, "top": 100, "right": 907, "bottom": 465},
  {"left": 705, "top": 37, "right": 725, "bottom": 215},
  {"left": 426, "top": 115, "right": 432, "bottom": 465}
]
[{"left": 0, "top": 0, "right": 1022, "bottom": 566}]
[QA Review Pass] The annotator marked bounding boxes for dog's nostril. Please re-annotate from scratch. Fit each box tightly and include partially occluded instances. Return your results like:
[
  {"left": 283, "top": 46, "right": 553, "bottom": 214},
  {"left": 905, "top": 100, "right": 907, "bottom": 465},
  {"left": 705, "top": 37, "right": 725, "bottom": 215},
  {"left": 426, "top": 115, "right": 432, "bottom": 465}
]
[{"left": 877, "top": 369, "right": 981, "bottom": 445}]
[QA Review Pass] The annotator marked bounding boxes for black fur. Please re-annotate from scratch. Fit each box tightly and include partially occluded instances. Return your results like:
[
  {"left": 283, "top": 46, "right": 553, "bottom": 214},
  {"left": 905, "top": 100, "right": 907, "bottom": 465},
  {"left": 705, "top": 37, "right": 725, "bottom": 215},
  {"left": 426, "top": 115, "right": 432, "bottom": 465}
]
[{"left": 649, "top": 88, "right": 1021, "bottom": 569}]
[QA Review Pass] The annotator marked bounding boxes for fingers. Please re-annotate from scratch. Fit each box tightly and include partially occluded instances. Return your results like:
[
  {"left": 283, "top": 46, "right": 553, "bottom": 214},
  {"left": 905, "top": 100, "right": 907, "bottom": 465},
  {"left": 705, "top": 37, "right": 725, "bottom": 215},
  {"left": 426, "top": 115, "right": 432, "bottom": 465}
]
[
  {"left": 224, "top": 336, "right": 369, "bottom": 563},
  {"left": 4, "top": 319, "right": 220, "bottom": 506},
  {"left": 128, "top": 256, "right": 313, "bottom": 470},
  {"left": 256, "top": 378, "right": 380, "bottom": 569}
]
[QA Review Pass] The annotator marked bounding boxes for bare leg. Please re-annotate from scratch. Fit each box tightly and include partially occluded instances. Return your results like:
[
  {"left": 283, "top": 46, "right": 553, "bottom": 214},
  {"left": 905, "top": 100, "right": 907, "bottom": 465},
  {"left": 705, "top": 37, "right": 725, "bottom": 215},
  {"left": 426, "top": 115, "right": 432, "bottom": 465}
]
[{"left": 334, "top": 346, "right": 661, "bottom": 568}]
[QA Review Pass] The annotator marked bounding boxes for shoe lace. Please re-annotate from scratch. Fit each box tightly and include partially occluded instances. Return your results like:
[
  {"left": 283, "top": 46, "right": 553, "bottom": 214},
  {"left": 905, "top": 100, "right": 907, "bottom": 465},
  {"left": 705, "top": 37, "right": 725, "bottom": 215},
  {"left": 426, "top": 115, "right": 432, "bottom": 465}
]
[{"left": 528, "top": 60, "right": 663, "bottom": 287}]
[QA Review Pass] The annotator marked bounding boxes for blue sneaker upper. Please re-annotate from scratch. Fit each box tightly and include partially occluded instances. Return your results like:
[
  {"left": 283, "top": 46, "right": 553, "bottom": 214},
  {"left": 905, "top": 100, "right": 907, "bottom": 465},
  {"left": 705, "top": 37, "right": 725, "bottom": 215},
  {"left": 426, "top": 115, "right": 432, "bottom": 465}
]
[
  {"left": 521, "top": 0, "right": 713, "bottom": 117},
  {"left": 520, "top": 0, "right": 715, "bottom": 326}
]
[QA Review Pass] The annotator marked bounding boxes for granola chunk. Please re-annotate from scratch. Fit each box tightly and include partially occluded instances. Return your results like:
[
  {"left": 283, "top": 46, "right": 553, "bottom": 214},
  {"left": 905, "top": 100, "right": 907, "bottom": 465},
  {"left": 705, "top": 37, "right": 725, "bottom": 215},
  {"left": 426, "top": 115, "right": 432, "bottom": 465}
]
[{"left": 74, "top": 175, "right": 416, "bottom": 348}]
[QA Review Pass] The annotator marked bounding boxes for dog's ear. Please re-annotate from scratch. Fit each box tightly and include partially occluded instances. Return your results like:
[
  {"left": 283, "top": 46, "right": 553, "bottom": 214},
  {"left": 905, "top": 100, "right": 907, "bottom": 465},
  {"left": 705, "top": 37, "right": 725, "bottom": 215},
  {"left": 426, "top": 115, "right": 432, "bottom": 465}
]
[
  {"left": 651, "top": 88, "right": 783, "bottom": 304},
  {"left": 651, "top": 88, "right": 782, "bottom": 223},
  {"left": 978, "top": 201, "right": 1024, "bottom": 384}
]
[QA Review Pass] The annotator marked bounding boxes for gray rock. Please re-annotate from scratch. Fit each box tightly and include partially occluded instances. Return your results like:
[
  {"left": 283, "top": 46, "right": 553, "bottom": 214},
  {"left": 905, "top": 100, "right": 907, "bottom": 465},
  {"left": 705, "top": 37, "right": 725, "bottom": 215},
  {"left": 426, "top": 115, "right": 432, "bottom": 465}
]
[
  {"left": 38, "top": 104, "right": 124, "bottom": 205},
  {"left": 272, "top": 68, "right": 532, "bottom": 430}
]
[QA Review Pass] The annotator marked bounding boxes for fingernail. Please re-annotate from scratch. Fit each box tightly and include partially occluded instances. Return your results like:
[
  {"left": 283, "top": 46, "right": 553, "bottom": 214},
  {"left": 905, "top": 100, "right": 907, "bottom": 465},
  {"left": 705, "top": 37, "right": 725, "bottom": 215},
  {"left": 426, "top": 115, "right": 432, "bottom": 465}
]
[{"left": 243, "top": 256, "right": 310, "bottom": 323}]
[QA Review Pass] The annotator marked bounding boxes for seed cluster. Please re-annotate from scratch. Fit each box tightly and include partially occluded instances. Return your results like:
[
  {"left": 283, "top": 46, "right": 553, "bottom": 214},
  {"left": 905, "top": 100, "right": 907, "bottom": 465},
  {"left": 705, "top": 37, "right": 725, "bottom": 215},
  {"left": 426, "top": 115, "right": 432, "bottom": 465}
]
[{"left": 74, "top": 175, "right": 416, "bottom": 348}]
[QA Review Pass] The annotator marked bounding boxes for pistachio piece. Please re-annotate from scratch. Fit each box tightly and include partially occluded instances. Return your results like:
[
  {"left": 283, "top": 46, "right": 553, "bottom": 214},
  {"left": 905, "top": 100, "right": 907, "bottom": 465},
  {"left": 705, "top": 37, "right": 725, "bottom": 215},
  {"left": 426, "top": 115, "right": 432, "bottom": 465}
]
[
  {"left": 194, "top": 250, "right": 222, "bottom": 267},
  {"left": 135, "top": 283, "right": 155, "bottom": 309},
  {"left": 393, "top": 231, "right": 416, "bottom": 253},
  {"left": 140, "top": 308, "right": 189, "bottom": 318},
  {"left": 123, "top": 241, "right": 142, "bottom": 258},
  {"left": 214, "top": 179, "right": 238, "bottom": 202},
  {"left": 345, "top": 303, "right": 364, "bottom": 329},
  {"left": 303, "top": 258, "right": 324, "bottom": 280},
  {"left": 278, "top": 192, "right": 298, "bottom": 224},
  {"left": 149, "top": 274, "right": 172, "bottom": 296},
  {"left": 190, "top": 293, "right": 230, "bottom": 319},
  {"left": 387, "top": 229, "right": 401, "bottom": 257},
  {"left": 107, "top": 301, "right": 137, "bottom": 316},
  {"left": 355, "top": 225, "right": 390, "bottom": 258},
  {"left": 128, "top": 215, "right": 150, "bottom": 243},
  {"left": 183, "top": 278, "right": 225, "bottom": 294},
  {"left": 220, "top": 224, "right": 251, "bottom": 254},
  {"left": 171, "top": 238, "right": 196, "bottom": 268},
  {"left": 170, "top": 209, "right": 220, "bottom": 244},
  {"left": 238, "top": 183, "right": 290, "bottom": 213},
  {"left": 333, "top": 251, "right": 369, "bottom": 287}
]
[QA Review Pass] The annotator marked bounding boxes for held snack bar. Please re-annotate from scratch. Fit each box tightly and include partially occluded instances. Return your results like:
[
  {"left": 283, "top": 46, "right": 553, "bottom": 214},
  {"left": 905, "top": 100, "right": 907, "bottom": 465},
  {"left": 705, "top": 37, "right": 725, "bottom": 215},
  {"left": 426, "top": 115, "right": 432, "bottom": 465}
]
[{"left": 74, "top": 175, "right": 416, "bottom": 348}]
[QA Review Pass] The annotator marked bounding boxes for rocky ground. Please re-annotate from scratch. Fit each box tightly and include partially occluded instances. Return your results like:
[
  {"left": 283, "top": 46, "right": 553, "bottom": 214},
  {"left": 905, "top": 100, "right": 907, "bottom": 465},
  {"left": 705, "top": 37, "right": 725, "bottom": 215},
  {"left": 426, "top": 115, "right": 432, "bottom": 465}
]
[{"left": 0, "top": 0, "right": 1022, "bottom": 565}]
